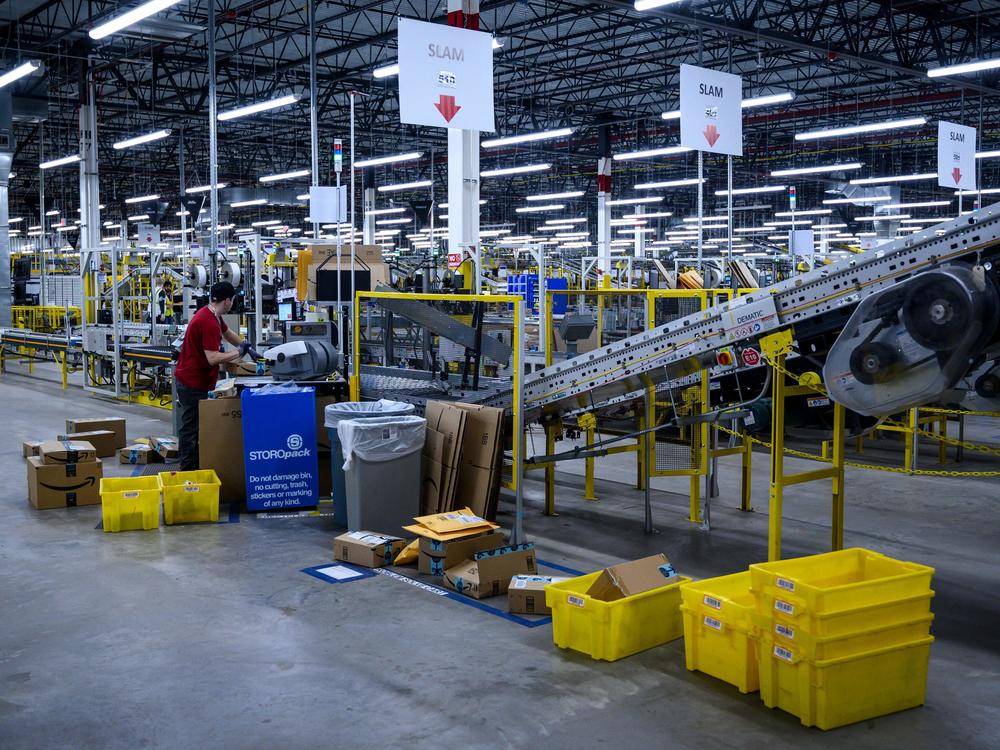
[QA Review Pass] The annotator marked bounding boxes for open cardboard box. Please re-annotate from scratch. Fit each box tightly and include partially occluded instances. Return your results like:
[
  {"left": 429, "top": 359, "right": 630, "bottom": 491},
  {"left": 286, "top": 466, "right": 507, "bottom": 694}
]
[{"left": 587, "top": 553, "right": 680, "bottom": 602}]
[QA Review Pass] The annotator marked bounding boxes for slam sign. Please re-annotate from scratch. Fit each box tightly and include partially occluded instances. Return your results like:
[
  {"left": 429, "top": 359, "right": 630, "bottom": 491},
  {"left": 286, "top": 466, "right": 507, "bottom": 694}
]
[{"left": 398, "top": 18, "right": 495, "bottom": 132}]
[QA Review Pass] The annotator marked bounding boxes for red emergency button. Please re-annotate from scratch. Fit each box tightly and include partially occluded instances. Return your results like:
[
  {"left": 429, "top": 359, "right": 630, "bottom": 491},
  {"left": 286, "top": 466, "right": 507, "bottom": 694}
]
[{"left": 716, "top": 349, "right": 733, "bottom": 366}]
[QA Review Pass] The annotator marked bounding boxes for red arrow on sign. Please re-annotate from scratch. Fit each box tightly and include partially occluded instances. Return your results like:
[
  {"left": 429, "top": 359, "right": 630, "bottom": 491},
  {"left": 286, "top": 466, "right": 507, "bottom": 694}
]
[
  {"left": 703, "top": 124, "right": 720, "bottom": 147},
  {"left": 952, "top": 167, "right": 962, "bottom": 185},
  {"left": 434, "top": 94, "right": 462, "bottom": 123}
]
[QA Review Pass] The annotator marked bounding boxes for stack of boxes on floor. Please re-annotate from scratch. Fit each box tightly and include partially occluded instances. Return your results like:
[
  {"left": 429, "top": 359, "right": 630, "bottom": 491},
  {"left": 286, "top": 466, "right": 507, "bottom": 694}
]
[{"left": 23, "top": 417, "right": 128, "bottom": 509}]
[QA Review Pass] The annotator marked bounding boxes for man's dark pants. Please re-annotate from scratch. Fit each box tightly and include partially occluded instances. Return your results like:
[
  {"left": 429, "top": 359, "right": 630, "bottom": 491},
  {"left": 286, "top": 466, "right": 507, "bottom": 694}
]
[{"left": 176, "top": 381, "right": 209, "bottom": 471}]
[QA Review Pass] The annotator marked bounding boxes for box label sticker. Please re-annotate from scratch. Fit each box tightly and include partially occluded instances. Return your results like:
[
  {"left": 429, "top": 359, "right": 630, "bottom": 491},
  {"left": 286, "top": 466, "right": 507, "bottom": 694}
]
[
  {"left": 703, "top": 615, "right": 723, "bottom": 631},
  {"left": 774, "top": 599, "right": 795, "bottom": 615},
  {"left": 567, "top": 595, "right": 585, "bottom": 608},
  {"left": 776, "top": 577, "right": 795, "bottom": 592},
  {"left": 703, "top": 595, "right": 722, "bottom": 610},
  {"left": 773, "top": 645, "right": 794, "bottom": 662},
  {"left": 123, "top": 491, "right": 140, "bottom": 499},
  {"left": 513, "top": 578, "right": 528, "bottom": 589},
  {"left": 184, "top": 485, "right": 200, "bottom": 493},
  {"left": 775, "top": 623, "right": 795, "bottom": 639}
]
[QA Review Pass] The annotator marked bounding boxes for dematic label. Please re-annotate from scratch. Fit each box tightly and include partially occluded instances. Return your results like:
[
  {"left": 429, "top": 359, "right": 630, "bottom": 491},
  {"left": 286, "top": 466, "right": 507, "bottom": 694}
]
[
  {"left": 723, "top": 295, "right": 779, "bottom": 342},
  {"left": 241, "top": 389, "right": 319, "bottom": 511}
]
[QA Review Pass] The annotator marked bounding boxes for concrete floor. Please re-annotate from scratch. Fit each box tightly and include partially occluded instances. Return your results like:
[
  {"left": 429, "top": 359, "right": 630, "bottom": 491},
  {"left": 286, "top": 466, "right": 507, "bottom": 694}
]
[{"left": 1, "top": 364, "right": 998, "bottom": 749}]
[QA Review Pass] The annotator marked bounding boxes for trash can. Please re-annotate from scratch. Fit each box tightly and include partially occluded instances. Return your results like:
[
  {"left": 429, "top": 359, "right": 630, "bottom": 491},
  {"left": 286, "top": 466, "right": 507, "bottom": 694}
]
[
  {"left": 324, "top": 400, "right": 415, "bottom": 526},
  {"left": 337, "top": 415, "right": 426, "bottom": 536}
]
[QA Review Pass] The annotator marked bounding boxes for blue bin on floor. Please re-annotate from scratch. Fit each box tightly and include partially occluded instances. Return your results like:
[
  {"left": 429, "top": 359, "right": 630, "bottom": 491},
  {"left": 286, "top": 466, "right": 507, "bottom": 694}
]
[{"left": 324, "top": 400, "right": 415, "bottom": 526}]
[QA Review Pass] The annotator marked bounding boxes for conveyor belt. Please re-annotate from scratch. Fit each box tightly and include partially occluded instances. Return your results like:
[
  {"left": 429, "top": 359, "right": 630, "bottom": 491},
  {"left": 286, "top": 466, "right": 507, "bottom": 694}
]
[{"left": 503, "top": 204, "right": 1000, "bottom": 420}]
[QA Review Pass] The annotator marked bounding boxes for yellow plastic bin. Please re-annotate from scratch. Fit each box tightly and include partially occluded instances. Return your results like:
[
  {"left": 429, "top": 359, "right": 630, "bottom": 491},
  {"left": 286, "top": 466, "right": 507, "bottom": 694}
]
[
  {"left": 749, "top": 548, "right": 934, "bottom": 619},
  {"left": 757, "top": 611, "right": 935, "bottom": 661},
  {"left": 545, "top": 571, "right": 690, "bottom": 662},
  {"left": 100, "top": 476, "right": 161, "bottom": 532},
  {"left": 680, "top": 571, "right": 759, "bottom": 693},
  {"left": 158, "top": 470, "right": 221, "bottom": 525},
  {"left": 758, "top": 634, "right": 934, "bottom": 729}
]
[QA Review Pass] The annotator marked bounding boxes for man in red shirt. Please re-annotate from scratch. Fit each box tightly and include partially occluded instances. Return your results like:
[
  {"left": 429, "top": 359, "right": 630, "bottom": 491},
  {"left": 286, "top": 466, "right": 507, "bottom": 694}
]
[{"left": 175, "top": 282, "right": 253, "bottom": 470}]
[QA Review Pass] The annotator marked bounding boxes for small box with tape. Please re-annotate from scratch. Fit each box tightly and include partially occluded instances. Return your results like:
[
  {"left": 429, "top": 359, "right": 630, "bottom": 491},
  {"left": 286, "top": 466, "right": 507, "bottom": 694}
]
[
  {"left": 26, "top": 457, "right": 103, "bottom": 509},
  {"left": 334, "top": 531, "right": 407, "bottom": 569},
  {"left": 150, "top": 436, "right": 179, "bottom": 460},
  {"left": 418, "top": 530, "right": 505, "bottom": 576},
  {"left": 59, "top": 430, "right": 117, "bottom": 458},
  {"left": 22, "top": 440, "right": 43, "bottom": 458},
  {"left": 508, "top": 574, "right": 568, "bottom": 615},
  {"left": 65, "top": 418, "right": 126, "bottom": 449},
  {"left": 39, "top": 440, "right": 97, "bottom": 465},
  {"left": 118, "top": 444, "right": 162, "bottom": 464},
  {"left": 444, "top": 543, "right": 537, "bottom": 599}
]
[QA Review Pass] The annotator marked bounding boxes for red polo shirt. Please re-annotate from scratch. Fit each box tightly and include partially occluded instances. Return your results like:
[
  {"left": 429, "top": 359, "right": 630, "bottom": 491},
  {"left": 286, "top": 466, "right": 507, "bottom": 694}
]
[{"left": 175, "top": 305, "right": 229, "bottom": 391}]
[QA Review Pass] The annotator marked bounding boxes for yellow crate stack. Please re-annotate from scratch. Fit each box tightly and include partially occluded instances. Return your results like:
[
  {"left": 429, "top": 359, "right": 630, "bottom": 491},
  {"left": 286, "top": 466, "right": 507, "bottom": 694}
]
[
  {"left": 749, "top": 548, "right": 935, "bottom": 730},
  {"left": 679, "top": 571, "right": 759, "bottom": 694}
]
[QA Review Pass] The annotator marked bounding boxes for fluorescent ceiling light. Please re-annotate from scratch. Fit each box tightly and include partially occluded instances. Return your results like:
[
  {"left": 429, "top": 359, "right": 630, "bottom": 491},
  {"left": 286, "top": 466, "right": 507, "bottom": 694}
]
[
  {"left": 296, "top": 194, "right": 311, "bottom": 201},
  {"left": 774, "top": 209, "right": 832, "bottom": 217},
  {"left": 125, "top": 193, "right": 160, "bottom": 204},
  {"left": 516, "top": 204, "right": 565, "bottom": 213},
  {"left": 480, "top": 163, "right": 550, "bottom": 177},
  {"left": 633, "top": 178, "right": 703, "bottom": 190},
  {"left": 8, "top": 217, "right": 23, "bottom": 224},
  {"left": 89, "top": 0, "right": 183, "bottom": 40},
  {"left": 186, "top": 183, "right": 227, "bottom": 193},
  {"left": 795, "top": 117, "right": 926, "bottom": 141},
  {"left": 772, "top": 162, "right": 863, "bottom": 177},
  {"left": 355, "top": 151, "right": 423, "bottom": 168},
  {"left": 113, "top": 129, "right": 171, "bottom": 150},
  {"left": 373, "top": 63, "right": 400, "bottom": 79},
  {"left": 976, "top": 150, "right": 1000, "bottom": 159},
  {"left": 45, "top": 210, "right": 59, "bottom": 216},
  {"left": 218, "top": 94, "right": 299, "bottom": 121},
  {"left": 613, "top": 145, "right": 692, "bottom": 161},
  {"left": 480, "top": 229, "right": 512, "bottom": 237},
  {"left": 883, "top": 201, "right": 952, "bottom": 209},
  {"left": 607, "top": 197, "right": 664, "bottom": 206},
  {"left": 251, "top": 220, "right": 282, "bottom": 227},
  {"left": 260, "top": 169, "right": 310, "bottom": 183},
  {"left": 956, "top": 188, "right": 1000, "bottom": 196},
  {"left": 928, "top": 59, "right": 1000, "bottom": 78},
  {"left": 610, "top": 219, "right": 646, "bottom": 226},
  {"left": 526, "top": 191, "right": 584, "bottom": 201},
  {"left": 849, "top": 173, "right": 936, "bottom": 185},
  {"left": 376, "top": 218, "right": 410, "bottom": 225},
  {"left": 661, "top": 111, "right": 682, "bottom": 121},
  {"left": 545, "top": 217, "right": 587, "bottom": 224},
  {"left": 765, "top": 219, "right": 813, "bottom": 226},
  {"left": 822, "top": 196, "right": 891, "bottom": 205},
  {"left": 0, "top": 60, "right": 42, "bottom": 89},
  {"left": 624, "top": 211, "right": 672, "bottom": 219},
  {"left": 365, "top": 208, "right": 407, "bottom": 218},
  {"left": 900, "top": 218, "right": 943, "bottom": 224},
  {"left": 714, "top": 185, "right": 786, "bottom": 196},
  {"left": 230, "top": 198, "right": 268, "bottom": 208},
  {"left": 40, "top": 154, "right": 80, "bottom": 169},
  {"left": 127, "top": 214, "right": 150, "bottom": 221},
  {"left": 378, "top": 180, "right": 432, "bottom": 192},
  {"left": 855, "top": 214, "right": 911, "bottom": 221},
  {"left": 482, "top": 129, "right": 572, "bottom": 148}
]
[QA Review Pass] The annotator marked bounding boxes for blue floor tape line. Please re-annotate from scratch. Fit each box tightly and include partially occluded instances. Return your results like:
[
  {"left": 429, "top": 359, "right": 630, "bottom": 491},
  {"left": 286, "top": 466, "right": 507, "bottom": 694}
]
[
  {"left": 443, "top": 591, "right": 552, "bottom": 628},
  {"left": 537, "top": 559, "right": 586, "bottom": 576}
]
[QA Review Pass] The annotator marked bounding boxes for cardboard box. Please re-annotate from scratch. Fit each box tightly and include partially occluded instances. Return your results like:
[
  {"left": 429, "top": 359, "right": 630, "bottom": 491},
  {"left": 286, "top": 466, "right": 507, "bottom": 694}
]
[
  {"left": 508, "top": 575, "right": 569, "bottom": 615},
  {"left": 421, "top": 401, "right": 469, "bottom": 513},
  {"left": 334, "top": 531, "right": 406, "bottom": 569},
  {"left": 412, "top": 508, "right": 495, "bottom": 535},
  {"left": 150, "top": 436, "right": 179, "bottom": 460},
  {"left": 26, "top": 456, "right": 103, "bottom": 509},
  {"left": 443, "top": 543, "right": 537, "bottom": 599},
  {"left": 39, "top": 440, "right": 98, "bottom": 465},
  {"left": 65, "top": 418, "right": 126, "bottom": 449},
  {"left": 586, "top": 553, "right": 679, "bottom": 602},
  {"left": 223, "top": 361, "right": 269, "bottom": 377},
  {"left": 423, "top": 402, "right": 466, "bottom": 468},
  {"left": 198, "top": 397, "right": 245, "bottom": 502},
  {"left": 22, "top": 440, "right": 43, "bottom": 458},
  {"left": 418, "top": 530, "right": 505, "bottom": 576},
  {"left": 311, "top": 243, "right": 384, "bottom": 265},
  {"left": 118, "top": 444, "right": 161, "bottom": 464},
  {"left": 449, "top": 403, "right": 505, "bottom": 519},
  {"left": 59, "top": 430, "right": 117, "bottom": 458},
  {"left": 307, "top": 260, "right": 389, "bottom": 302}
]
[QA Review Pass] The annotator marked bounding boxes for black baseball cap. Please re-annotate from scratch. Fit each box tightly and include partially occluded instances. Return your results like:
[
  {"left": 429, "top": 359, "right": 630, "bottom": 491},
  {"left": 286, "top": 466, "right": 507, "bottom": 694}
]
[{"left": 210, "top": 281, "right": 236, "bottom": 302}]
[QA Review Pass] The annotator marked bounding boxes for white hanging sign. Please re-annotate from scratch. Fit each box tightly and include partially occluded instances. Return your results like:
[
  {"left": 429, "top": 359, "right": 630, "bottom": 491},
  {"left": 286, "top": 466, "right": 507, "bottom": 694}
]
[
  {"left": 310, "top": 186, "right": 348, "bottom": 223},
  {"left": 679, "top": 64, "right": 743, "bottom": 156},
  {"left": 938, "top": 121, "right": 976, "bottom": 191},
  {"left": 137, "top": 223, "right": 160, "bottom": 245},
  {"left": 397, "top": 18, "right": 495, "bottom": 132}
]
